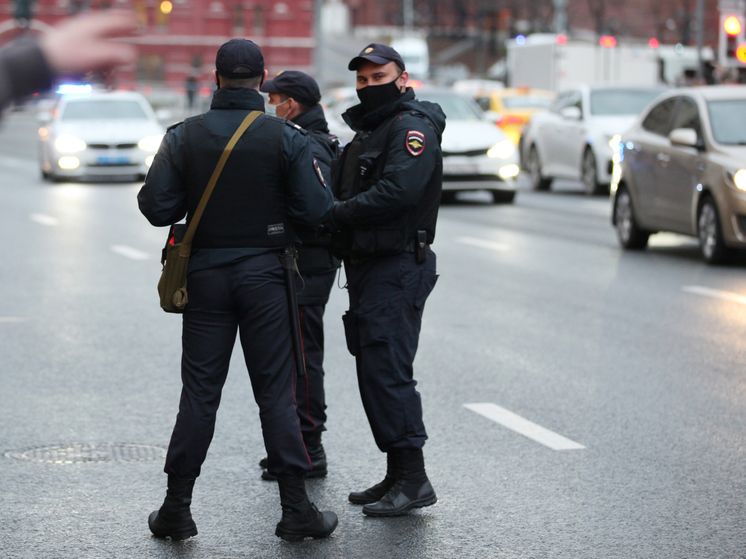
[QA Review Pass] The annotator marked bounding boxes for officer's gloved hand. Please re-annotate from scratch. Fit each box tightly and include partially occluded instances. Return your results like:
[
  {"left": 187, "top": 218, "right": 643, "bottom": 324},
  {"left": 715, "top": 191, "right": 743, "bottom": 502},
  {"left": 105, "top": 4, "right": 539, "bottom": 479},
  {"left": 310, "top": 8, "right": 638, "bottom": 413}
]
[{"left": 320, "top": 201, "right": 344, "bottom": 234}]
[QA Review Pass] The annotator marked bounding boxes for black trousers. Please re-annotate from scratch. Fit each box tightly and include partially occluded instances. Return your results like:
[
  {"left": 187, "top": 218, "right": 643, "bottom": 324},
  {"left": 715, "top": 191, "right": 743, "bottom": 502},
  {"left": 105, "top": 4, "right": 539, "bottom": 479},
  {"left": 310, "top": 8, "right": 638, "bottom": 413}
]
[
  {"left": 164, "top": 254, "right": 311, "bottom": 479},
  {"left": 296, "top": 303, "right": 328, "bottom": 440},
  {"left": 343, "top": 250, "right": 438, "bottom": 452}
]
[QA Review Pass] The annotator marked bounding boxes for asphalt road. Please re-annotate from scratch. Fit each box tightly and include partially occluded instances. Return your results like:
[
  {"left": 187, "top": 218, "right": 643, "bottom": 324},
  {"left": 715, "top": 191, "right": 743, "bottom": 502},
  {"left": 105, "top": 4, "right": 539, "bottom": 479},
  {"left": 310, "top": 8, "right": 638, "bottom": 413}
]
[{"left": 1, "top": 110, "right": 745, "bottom": 558}]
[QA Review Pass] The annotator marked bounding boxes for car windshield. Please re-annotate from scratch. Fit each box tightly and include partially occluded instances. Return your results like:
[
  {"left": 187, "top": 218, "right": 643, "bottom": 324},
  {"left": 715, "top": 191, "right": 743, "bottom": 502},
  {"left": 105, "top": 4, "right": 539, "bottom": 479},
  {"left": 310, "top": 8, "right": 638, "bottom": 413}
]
[
  {"left": 417, "top": 92, "right": 483, "bottom": 121},
  {"left": 502, "top": 96, "right": 552, "bottom": 109},
  {"left": 590, "top": 90, "right": 662, "bottom": 116},
  {"left": 61, "top": 100, "right": 149, "bottom": 121},
  {"left": 707, "top": 99, "right": 746, "bottom": 145}
]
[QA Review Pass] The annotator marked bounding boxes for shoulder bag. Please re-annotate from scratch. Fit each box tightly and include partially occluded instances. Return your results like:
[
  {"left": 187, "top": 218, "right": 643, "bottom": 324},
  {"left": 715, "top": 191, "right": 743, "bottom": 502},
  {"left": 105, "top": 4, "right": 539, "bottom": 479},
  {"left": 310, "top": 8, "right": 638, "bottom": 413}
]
[{"left": 157, "top": 110, "right": 261, "bottom": 313}]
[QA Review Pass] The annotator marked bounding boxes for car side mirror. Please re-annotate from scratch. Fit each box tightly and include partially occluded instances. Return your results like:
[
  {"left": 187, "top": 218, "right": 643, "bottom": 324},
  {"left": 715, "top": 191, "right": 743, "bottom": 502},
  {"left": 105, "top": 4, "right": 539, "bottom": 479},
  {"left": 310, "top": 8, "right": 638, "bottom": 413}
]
[
  {"left": 668, "top": 128, "right": 699, "bottom": 148},
  {"left": 560, "top": 106, "right": 582, "bottom": 120}
]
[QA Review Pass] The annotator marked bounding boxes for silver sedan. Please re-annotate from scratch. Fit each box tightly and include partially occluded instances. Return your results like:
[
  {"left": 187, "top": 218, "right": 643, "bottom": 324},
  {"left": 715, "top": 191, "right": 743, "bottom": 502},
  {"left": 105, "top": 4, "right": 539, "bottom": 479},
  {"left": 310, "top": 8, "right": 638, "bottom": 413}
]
[{"left": 611, "top": 85, "right": 746, "bottom": 264}]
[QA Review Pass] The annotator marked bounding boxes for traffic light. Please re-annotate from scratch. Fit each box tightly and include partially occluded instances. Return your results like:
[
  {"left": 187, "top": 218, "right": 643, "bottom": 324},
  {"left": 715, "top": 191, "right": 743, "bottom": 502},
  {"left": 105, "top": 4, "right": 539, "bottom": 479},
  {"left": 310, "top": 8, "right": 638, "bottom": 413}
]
[
  {"left": 721, "top": 14, "right": 745, "bottom": 65},
  {"left": 155, "top": 0, "right": 172, "bottom": 26}
]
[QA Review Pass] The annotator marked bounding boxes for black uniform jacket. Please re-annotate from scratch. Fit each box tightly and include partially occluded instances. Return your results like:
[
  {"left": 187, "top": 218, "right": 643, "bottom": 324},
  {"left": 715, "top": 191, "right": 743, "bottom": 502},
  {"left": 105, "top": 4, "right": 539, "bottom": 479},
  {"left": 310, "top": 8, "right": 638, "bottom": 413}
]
[
  {"left": 138, "top": 87, "right": 333, "bottom": 272},
  {"left": 291, "top": 103, "right": 341, "bottom": 304},
  {"left": 0, "top": 37, "right": 53, "bottom": 115},
  {"left": 331, "top": 88, "right": 446, "bottom": 258}
]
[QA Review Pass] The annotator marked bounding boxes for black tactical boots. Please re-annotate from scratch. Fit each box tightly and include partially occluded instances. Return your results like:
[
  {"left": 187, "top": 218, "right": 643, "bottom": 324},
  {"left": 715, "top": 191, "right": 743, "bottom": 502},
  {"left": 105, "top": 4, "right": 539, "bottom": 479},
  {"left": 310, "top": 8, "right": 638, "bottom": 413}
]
[
  {"left": 348, "top": 450, "right": 398, "bottom": 504},
  {"left": 148, "top": 476, "right": 198, "bottom": 540},
  {"left": 275, "top": 476, "right": 338, "bottom": 541},
  {"left": 352, "top": 449, "right": 437, "bottom": 517},
  {"left": 260, "top": 433, "right": 328, "bottom": 481}
]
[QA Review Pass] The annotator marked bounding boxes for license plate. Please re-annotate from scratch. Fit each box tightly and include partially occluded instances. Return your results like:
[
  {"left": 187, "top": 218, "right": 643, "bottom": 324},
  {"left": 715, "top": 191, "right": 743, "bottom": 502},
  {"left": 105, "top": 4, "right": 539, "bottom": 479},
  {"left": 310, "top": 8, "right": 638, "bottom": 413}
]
[
  {"left": 97, "top": 155, "right": 130, "bottom": 165},
  {"left": 443, "top": 163, "right": 478, "bottom": 175}
]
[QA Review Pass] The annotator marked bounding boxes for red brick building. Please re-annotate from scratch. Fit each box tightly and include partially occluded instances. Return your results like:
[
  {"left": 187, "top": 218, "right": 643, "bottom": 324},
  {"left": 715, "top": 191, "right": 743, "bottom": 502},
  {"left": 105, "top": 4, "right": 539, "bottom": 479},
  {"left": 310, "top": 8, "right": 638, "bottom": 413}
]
[{"left": 0, "top": 0, "right": 316, "bottom": 88}]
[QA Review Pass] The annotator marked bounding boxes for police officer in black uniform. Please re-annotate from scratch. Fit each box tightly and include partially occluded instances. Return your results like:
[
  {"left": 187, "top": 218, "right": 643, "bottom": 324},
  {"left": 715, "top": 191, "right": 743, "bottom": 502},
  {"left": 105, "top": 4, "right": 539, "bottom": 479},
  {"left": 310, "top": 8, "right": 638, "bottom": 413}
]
[
  {"left": 138, "top": 39, "right": 337, "bottom": 542},
  {"left": 326, "top": 44, "right": 446, "bottom": 516},
  {"left": 257, "top": 71, "right": 340, "bottom": 481}
]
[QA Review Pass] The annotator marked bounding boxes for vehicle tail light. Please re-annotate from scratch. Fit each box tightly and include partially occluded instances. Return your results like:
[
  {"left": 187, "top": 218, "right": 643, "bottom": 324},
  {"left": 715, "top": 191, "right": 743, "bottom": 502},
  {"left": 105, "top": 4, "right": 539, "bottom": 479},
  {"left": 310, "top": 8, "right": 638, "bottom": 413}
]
[{"left": 496, "top": 115, "right": 526, "bottom": 128}]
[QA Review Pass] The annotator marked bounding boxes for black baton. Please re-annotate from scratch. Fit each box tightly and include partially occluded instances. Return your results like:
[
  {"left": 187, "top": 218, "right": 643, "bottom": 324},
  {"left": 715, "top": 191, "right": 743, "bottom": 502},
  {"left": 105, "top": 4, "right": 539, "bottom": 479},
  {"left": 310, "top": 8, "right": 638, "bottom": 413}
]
[{"left": 279, "top": 246, "right": 306, "bottom": 377}]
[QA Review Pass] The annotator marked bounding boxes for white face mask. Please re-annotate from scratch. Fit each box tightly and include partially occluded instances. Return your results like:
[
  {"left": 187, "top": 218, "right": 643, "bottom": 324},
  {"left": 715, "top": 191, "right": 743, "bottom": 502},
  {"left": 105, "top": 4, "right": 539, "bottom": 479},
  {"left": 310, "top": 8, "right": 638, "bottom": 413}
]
[{"left": 265, "top": 98, "right": 289, "bottom": 117}]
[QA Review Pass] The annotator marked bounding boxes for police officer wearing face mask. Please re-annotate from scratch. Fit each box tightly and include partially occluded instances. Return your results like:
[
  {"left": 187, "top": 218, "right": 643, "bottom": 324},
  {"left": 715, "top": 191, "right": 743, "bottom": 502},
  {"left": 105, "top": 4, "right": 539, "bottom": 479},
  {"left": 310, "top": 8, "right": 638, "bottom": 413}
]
[
  {"left": 256, "top": 71, "right": 340, "bottom": 481},
  {"left": 138, "top": 39, "right": 337, "bottom": 542},
  {"left": 326, "top": 43, "right": 446, "bottom": 517}
]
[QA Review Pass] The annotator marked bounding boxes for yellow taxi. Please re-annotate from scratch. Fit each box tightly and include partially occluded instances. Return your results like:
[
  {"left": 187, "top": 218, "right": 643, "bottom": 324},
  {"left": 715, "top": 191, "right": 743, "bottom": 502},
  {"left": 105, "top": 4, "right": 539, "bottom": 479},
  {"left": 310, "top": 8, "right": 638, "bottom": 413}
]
[{"left": 476, "top": 87, "right": 555, "bottom": 145}]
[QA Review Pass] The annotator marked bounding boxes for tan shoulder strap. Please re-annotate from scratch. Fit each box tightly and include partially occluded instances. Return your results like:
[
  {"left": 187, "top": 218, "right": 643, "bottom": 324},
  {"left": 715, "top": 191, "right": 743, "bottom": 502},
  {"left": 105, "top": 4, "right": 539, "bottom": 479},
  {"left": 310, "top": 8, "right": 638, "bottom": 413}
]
[{"left": 179, "top": 110, "right": 262, "bottom": 255}]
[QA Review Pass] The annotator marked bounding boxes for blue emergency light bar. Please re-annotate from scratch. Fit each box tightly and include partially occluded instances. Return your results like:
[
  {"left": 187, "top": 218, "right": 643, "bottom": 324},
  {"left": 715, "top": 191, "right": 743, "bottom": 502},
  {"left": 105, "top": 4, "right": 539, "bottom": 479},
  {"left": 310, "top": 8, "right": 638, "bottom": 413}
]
[{"left": 56, "top": 84, "right": 93, "bottom": 95}]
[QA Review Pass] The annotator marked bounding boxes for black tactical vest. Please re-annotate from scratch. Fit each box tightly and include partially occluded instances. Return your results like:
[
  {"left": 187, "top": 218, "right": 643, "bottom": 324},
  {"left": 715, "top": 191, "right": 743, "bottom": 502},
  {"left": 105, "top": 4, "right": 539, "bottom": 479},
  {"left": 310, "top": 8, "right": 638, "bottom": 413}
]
[
  {"left": 333, "top": 111, "right": 442, "bottom": 258},
  {"left": 180, "top": 113, "right": 295, "bottom": 249}
]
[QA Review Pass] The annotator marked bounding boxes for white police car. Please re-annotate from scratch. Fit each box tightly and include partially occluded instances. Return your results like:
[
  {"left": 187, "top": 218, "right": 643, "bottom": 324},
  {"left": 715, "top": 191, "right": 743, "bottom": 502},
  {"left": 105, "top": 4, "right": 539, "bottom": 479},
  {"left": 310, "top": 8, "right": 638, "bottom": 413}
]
[{"left": 38, "top": 87, "right": 164, "bottom": 182}]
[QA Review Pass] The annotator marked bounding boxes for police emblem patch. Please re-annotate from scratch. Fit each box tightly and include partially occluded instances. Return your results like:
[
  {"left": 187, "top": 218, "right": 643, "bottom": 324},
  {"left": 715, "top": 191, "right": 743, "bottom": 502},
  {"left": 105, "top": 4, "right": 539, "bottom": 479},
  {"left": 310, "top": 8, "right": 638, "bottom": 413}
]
[
  {"left": 313, "top": 157, "right": 328, "bottom": 189},
  {"left": 364, "top": 47, "right": 374, "bottom": 53},
  {"left": 406, "top": 130, "right": 425, "bottom": 156}
]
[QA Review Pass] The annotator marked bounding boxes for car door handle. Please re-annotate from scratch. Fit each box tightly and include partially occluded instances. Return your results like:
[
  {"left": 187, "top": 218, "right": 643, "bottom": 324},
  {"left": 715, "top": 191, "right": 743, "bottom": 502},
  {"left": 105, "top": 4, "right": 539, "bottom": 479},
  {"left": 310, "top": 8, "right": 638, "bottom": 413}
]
[{"left": 657, "top": 153, "right": 670, "bottom": 163}]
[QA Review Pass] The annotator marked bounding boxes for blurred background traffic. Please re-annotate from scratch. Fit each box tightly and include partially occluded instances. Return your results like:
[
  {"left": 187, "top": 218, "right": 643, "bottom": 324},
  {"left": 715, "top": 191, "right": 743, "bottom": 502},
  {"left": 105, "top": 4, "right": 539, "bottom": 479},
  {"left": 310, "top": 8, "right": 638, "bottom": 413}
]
[{"left": 3, "top": 0, "right": 746, "bottom": 264}]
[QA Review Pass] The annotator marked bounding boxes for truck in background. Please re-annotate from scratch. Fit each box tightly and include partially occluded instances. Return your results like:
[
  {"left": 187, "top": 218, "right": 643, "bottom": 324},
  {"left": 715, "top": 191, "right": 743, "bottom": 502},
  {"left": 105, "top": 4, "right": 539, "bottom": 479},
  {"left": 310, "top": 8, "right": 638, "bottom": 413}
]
[
  {"left": 507, "top": 34, "right": 714, "bottom": 91},
  {"left": 391, "top": 36, "right": 430, "bottom": 79}
]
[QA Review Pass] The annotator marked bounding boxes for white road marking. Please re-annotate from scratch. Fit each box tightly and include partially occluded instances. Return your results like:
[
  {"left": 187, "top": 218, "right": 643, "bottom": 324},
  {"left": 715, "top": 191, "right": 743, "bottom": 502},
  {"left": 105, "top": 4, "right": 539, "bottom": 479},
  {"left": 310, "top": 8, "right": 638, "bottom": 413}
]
[
  {"left": 0, "top": 317, "right": 28, "bottom": 323},
  {"left": 464, "top": 403, "right": 585, "bottom": 451},
  {"left": 648, "top": 233, "right": 696, "bottom": 247},
  {"left": 456, "top": 236, "right": 510, "bottom": 252},
  {"left": 30, "top": 213, "right": 58, "bottom": 226},
  {"left": 682, "top": 285, "right": 746, "bottom": 305},
  {"left": 110, "top": 245, "right": 150, "bottom": 260}
]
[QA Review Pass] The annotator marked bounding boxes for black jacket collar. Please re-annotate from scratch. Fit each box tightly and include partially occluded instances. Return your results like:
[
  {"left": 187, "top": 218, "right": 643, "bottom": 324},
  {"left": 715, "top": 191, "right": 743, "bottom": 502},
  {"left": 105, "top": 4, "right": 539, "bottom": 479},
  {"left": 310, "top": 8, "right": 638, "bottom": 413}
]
[
  {"left": 342, "top": 88, "right": 416, "bottom": 132},
  {"left": 292, "top": 104, "right": 329, "bottom": 134},
  {"left": 210, "top": 87, "right": 266, "bottom": 111}
]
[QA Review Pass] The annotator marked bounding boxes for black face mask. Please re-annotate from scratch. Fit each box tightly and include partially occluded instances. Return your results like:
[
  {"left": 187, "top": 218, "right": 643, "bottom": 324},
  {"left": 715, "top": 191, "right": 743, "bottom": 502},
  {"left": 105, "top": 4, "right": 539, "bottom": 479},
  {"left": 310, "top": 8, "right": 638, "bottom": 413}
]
[{"left": 357, "top": 73, "right": 403, "bottom": 113}]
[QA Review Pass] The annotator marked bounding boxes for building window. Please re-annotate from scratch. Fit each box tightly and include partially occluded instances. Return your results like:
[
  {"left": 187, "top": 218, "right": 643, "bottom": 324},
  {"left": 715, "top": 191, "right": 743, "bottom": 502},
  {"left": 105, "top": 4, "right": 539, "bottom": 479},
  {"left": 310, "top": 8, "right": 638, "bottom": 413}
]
[
  {"left": 253, "top": 5, "right": 264, "bottom": 33},
  {"left": 137, "top": 55, "right": 165, "bottom": 82},
  {"left": 233, "top": 3, "right": 244, "bottom": 32}
]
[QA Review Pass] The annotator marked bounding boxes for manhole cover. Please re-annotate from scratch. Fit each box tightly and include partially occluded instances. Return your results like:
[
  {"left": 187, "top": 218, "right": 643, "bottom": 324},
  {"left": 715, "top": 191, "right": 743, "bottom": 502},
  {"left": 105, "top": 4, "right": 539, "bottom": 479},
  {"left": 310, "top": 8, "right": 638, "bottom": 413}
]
[{"left": 5, "top": 443, "right": 167, "bottom": 464}]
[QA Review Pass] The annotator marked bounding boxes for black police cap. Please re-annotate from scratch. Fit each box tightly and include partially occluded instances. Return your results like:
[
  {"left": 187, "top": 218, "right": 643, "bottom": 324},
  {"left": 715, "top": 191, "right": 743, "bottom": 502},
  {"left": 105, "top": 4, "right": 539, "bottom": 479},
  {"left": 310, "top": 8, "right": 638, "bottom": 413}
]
[
  {"left": 348, "top": 43, "right": 406, "bottom": 72},
  {"left": 216, "top": 38, "right": 264, "bottom": 78},
  {"left": 260, "top": 71, "right": 321, "bottom": 107}
]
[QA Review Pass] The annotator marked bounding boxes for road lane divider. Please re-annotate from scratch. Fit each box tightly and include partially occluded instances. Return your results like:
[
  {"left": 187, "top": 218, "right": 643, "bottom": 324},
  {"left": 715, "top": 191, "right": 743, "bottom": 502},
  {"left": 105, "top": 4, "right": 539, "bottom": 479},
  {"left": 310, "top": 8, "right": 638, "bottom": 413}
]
[
  {"left": 455, "top": 236, "right": 510, "bottom": 252},
  {"left": 30, "top": 213, "right": 58, "bottom": 226},
  {"left": 682, "top": 286, "right": 746, "bottom": 305},
  {"left": 464, "top": 403, "right": 585, "bottom": 450},
  {"left": 110, "top": 245, "right": 150, "bottom": 260}
]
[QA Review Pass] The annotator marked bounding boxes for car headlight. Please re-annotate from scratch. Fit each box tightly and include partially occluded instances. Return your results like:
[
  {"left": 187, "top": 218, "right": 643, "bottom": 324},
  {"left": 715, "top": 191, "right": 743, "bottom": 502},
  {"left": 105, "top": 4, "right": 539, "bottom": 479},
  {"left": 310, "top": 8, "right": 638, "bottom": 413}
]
[
  {"left": 487, "top": 139, "right": 515, "bottom": 159},
  {"left": 726, "top": 168, "right": 746, "bottom": 191},
  {"left": 138, "top": 134, "right": 164, "bottom": 152},
  {"left": 54, "top": 134, "right": 87, "bottom": 153},
  {"left": 608, "top": 134, "right": 622, "bottom": 150}
]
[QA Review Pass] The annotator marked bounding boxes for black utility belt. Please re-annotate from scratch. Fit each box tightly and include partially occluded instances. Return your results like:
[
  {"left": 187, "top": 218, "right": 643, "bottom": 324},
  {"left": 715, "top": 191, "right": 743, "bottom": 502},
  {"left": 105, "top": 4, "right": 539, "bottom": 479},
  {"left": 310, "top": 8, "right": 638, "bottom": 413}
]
[{"left": 406, "top": 230, "right": 429, "bottom": 263}]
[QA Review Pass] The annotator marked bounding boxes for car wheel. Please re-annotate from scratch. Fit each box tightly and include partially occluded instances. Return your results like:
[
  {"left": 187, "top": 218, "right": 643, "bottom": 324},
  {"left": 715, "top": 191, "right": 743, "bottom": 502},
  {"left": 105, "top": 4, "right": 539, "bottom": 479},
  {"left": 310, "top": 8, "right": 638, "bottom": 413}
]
[
  {"left": 614, "top": 186, "right": 649, "bottom": 249},
  {"left": 440, "top": 191, "right": 457, "bottom": 204},
  {"left": 491, "top": 190, "right": 515, "bottom": 204},
  {"left": 581, "top": 148, "right": 606, "bottom": 196},
  {"left": 697, "top": 197, "right": 732, "bottom": 265},
  {"left": 528, "top": 146, "right": 551, "bottom": 191}
]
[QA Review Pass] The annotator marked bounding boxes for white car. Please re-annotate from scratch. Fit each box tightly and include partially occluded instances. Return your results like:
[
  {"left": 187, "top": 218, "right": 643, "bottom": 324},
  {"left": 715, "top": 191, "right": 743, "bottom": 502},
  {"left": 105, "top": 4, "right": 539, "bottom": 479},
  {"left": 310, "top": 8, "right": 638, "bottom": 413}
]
[
  {"left": 521, "top": 85, "right": 665, "bottom": 195},
  {"left": 323, "top": 86, "right": 520, "bottom": 203},
  {"left": 38, "top": 90, "right": 164, "bottom": 182}
]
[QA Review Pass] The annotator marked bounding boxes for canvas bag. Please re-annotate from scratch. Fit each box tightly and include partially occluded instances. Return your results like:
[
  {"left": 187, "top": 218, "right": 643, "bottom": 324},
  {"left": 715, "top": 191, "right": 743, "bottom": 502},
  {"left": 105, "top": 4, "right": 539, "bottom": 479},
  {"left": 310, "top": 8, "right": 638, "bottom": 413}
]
[{"left": 157, "top": 110, "right": 261, "bottom": 313}]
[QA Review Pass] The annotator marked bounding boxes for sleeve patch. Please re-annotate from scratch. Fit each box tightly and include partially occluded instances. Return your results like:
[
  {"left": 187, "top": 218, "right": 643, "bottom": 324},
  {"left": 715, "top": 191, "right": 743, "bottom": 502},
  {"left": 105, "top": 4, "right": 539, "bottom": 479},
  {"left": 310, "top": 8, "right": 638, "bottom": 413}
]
[
  {"left": 406, "top": 130, "right": 426, "bottom": 156},
  {"left": 313, "top": 157, "right": 328, "bottom": 189}
]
